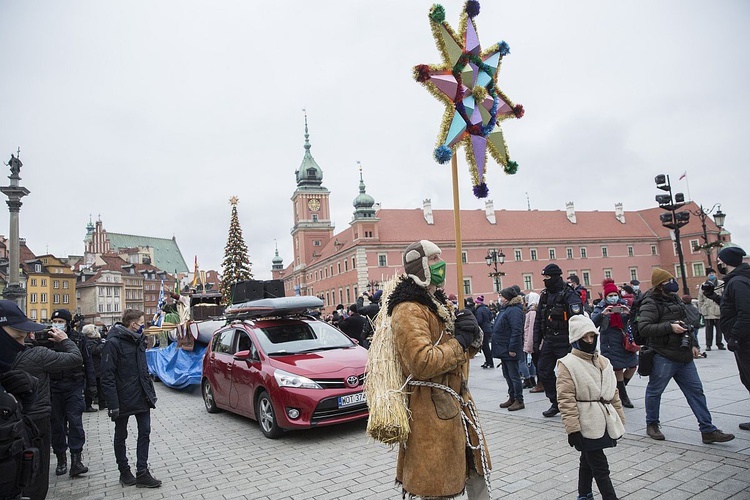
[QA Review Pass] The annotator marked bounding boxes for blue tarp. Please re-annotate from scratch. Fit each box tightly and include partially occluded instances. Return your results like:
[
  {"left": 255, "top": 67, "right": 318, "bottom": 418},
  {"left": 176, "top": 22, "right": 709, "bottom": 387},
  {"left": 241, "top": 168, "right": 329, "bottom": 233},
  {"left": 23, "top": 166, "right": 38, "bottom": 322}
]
[{"left": 146, "top": 342, "right": 207, "bottom": 389}]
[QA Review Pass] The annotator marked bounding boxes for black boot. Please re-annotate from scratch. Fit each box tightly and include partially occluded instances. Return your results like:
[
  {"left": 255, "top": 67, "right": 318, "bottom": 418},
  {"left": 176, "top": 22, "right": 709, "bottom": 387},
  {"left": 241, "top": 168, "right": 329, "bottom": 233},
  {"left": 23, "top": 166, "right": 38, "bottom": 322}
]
[
  {"left": 528, "top": 376, "right": 536, "bottom": 388},
  {"left": 617, "top": 381, "right": 634, "bottom": 408},
  {"left": 119, "top": 467, "right": 136, "bottom": 486},
  {"left": 623, "top": 375, "right": 631, "bottom": 386},
  {"left": 69, "top": 451, "right": 89, "bottom": 477},
  {"left": 136, "top": 469, "right": 162, "bottom": 488},
  {"left": 55, "top": 452, "right": 67, "bottom": 476}
]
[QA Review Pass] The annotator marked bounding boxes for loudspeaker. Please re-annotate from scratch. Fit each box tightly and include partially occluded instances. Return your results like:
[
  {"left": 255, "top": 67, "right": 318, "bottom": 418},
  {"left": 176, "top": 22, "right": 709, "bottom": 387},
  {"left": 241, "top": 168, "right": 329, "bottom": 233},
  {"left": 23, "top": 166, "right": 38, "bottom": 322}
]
[
  {"left": 263, "top": 279, "right": 285, "bottom": 299},
  {"left": 230, "top": 280, "right": 264, "bottom": 303}
]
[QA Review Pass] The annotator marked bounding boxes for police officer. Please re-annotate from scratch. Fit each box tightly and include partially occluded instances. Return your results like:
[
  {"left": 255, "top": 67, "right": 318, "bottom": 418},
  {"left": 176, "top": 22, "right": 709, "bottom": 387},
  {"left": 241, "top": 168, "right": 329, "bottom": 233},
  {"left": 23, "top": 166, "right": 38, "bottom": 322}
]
[
  {"left": 533, "top": 263, "right": 584, "bottom": 417},
  {"left": 49, "top": 309, "right": 96, "bottom": 478}
]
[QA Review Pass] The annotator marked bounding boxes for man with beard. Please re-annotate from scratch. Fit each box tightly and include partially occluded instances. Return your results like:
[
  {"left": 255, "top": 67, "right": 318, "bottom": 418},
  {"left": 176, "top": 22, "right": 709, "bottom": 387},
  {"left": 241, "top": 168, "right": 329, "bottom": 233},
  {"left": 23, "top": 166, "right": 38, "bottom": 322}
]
[
  {"left": 388, "top": 240, "right": 489, "bottom": 499},
  {"left": 533, "top": 263, "right": 584, "bottom": 417}
]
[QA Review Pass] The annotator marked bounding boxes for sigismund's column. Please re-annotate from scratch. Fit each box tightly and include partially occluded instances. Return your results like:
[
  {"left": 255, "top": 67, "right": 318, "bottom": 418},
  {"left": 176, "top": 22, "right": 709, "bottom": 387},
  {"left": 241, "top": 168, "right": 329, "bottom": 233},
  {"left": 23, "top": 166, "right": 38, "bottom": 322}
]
[{"left": 1, "top": 151, "right": 30, "bottom": 310}]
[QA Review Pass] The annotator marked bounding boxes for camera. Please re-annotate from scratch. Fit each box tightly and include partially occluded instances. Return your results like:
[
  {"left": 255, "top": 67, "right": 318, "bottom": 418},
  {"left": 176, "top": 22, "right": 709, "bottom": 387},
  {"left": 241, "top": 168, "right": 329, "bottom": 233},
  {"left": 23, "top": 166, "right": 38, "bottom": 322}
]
[
  {"left": 677, "top": 321, "right": 694, "bottom": 349},
  {"left": 34, "top": 327, "right": 53, "bottom": 343},
  {"left": 610, "top": 306, "right": 623, "bottom": 314}
]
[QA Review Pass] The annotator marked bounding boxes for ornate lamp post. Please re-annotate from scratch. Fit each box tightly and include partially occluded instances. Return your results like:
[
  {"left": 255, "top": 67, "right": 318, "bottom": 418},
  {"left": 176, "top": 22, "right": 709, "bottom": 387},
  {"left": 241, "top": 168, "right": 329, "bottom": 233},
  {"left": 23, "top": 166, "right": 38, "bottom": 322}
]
[
  {"left": 367, "top": 280, "right": 380, "bottom": 294},
  {"left": 1, "top": 150, "right": 30, "bottom": 309},
  {"left": 655, "top": 174, "right": 690, "bottom": 295},
  {"left": 690, "top": 204, "right": 726, "bottom": 269},
  {"left": 485, "top": 249, "right": 505, "bottom": 293}
]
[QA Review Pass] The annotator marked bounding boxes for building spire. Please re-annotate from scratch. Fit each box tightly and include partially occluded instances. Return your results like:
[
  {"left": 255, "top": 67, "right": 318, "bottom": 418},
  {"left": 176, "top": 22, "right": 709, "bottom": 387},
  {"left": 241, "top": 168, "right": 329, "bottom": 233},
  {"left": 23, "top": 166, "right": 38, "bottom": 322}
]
[
  {"left": 295, "top": 109, "right": 324, "bottom": 188},
  {"left": 303, "top": 108, "right": 311, "bottom": 154}
]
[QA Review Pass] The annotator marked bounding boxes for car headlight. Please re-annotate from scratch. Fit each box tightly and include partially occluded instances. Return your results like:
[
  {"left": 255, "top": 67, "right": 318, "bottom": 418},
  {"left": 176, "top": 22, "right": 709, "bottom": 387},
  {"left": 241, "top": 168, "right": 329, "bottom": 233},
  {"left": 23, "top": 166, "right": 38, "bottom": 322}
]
[{"left": 274, "top": 369, "right": 322, "bottom": 389}]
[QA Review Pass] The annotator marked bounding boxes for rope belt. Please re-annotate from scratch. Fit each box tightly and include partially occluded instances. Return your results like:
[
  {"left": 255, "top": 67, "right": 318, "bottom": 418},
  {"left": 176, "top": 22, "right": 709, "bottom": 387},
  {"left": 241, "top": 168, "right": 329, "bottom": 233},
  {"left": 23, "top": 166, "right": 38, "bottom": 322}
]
[{"left": 406, "top": 378, "right": 492, "bottom": 497}]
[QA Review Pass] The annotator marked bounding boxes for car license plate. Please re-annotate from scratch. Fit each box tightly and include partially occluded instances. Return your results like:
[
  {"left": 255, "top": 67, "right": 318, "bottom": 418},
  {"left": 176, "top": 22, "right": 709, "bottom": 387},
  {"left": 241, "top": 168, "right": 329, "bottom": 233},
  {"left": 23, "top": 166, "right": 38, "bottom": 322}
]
[{"left": 339, "top": 392, "right": 366, "bottom": 408}]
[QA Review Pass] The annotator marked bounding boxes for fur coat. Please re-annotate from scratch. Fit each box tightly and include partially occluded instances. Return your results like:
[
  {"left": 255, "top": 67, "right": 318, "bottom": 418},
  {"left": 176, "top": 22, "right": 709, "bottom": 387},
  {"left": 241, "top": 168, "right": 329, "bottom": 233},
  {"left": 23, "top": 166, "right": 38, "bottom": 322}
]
[{"left": 388, "top": 278, "right": 490, "bottom": 499}]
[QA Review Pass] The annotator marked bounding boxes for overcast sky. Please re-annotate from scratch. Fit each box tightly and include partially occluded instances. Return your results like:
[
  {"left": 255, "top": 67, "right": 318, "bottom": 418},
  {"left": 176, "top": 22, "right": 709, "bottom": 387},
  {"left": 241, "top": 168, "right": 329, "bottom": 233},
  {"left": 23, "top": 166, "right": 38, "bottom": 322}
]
[{"left": 1, "top": 0, "right": 748, "bottom": 279}]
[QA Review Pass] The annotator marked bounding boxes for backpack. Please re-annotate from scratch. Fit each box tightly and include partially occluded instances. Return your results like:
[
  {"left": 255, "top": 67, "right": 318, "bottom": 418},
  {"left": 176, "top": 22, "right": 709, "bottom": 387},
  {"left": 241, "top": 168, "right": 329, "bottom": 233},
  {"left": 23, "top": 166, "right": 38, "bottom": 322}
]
[
  {"left": 626, "top": 293, "right": 661, "bottom": 346},
  {"left": 0, "top": 386, "right": 41, "bottom": 494}
]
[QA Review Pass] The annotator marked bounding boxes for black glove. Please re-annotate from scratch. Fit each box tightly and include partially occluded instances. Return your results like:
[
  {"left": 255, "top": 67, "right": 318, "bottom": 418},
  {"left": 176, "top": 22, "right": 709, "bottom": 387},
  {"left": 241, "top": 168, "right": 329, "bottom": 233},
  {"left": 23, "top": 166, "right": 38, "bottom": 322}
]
[
  {"left": 727, "top": 337, "right": 739, "bottom": 352},
  {"left": 701, "top": 282, "right": 715, "bottom": 295},
  {"left": 87, "top": 386, "right": 98, "bottom": 400},
  {"left": 0, "top": 369, "right": 37, "bottom": 396},
  {"left": 568, "top": 431, "right": 584, "bottom": 449},
  {"left": 454, "top": 309, "right": 480, "bottom": 350},
  {"left": 108, "top": 408, "right": 120, "bottom": 421}
]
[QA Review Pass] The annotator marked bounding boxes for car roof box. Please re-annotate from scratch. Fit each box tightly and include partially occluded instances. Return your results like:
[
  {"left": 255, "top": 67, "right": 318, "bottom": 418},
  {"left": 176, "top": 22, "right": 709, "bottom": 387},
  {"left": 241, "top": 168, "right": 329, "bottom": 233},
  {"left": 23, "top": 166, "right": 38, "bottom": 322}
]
[{"left": 225, "top": 296, "right": 324, "bottom": 321}]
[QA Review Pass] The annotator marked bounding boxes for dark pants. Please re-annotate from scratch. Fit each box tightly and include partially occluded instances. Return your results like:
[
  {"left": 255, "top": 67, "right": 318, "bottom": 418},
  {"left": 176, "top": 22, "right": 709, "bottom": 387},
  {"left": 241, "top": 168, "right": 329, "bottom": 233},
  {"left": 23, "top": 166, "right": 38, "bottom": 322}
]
[
  {"left": 538, "top": 340, "right": 571, "bottom": 405},
  {"left": 481, "top": 329, "right": 493, "bottom": 366},
  {"left": 705, "top": 319, "right": 724, "bottom": 348},
  {"left": 578, "top": 449, "right": 617, "bottom": 499},
  {"left": 114, "top": 411, "right": 151, "bottom": 472},
  {"left": 501, "top": 358, "right": 523, "bottom": 401},
  {"left": 23, "top": 416, "right": 50, "bottom": 500},
  {"left": 735, "top": 340, "right": 750, "bottom": 394},
  {"left": 84, "top": 377, "right": 106, "bottom": 408},
  {"left": 50, "top": 379, "right": 86, "bottom": 454}
]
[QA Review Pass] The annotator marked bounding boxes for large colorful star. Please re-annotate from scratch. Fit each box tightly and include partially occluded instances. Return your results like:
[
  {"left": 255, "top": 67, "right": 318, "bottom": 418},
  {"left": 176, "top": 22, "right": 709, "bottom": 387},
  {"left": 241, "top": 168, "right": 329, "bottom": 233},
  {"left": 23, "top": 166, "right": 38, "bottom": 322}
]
[{"left": 414, "top": 1, "right": 523, "bottom": 198}]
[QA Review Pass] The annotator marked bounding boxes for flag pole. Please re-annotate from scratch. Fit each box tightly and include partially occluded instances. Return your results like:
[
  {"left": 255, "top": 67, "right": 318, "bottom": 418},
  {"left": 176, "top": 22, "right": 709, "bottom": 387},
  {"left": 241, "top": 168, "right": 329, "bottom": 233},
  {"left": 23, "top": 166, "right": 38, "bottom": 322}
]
[
  {"left": 684, "top": 173, "right": 691, "bottom": 201},
  {"left": 451, "top": 154, "right": 465, "bottom": 308}
]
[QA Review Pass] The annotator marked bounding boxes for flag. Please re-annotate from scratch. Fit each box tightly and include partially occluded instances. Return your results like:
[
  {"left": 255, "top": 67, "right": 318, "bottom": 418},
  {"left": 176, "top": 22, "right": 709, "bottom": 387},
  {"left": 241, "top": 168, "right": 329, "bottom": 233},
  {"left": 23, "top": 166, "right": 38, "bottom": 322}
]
[
  {"left": 153, "top": 278, "right": 165, "bottom": 327},
  {"left": 679, "top": 171, "right": 687, "bottom": 180}
]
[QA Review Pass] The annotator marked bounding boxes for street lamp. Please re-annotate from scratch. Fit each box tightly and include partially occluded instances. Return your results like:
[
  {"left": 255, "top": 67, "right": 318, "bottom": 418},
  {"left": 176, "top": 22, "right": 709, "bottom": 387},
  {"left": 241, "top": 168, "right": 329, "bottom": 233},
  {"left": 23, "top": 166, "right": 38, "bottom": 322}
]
[
  {"left": 690, "top": 203, "right": 727, "bottom": 269},
  {"left": 655, "top": 174, "right": 690, "bottom": 295},
  {"left": 485, "top": 249, "right": 505, "bottom": 293},
  {"left": 367, "top": 280, "right": 380, "bottom": 294}
]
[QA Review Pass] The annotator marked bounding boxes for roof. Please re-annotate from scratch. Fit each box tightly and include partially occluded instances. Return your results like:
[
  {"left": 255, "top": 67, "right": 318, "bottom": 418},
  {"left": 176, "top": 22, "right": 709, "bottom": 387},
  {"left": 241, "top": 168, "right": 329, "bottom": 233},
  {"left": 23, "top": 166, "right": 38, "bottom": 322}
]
[{"left": 106, "top": 233, "right": 188, "bottom": 273}]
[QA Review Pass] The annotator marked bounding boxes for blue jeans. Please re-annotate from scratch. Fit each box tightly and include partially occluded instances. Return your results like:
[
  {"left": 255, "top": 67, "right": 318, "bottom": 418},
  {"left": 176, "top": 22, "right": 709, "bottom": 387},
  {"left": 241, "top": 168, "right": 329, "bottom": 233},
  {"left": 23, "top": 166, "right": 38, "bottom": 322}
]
[
  {"left": 501, "top": 359, "right": 523, "bottom": 401},
  {"left": 519, "top": 353, "right": 537, "bottom": 379},
  {"left": 114, "top": 411, "right": 151, "bottom": 472},
  {"left": 645, "top": 354, "right": 717, "bottom": 433}
]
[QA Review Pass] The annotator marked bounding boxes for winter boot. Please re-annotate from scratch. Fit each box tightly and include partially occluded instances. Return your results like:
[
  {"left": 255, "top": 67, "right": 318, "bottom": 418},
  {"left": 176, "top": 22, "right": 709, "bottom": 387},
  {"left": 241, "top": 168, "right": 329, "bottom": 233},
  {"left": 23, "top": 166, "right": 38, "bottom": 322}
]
[
  {"left": 542, "top": 404, "right": 560, "bottom": 417},
  {"left": 701, "top": 429, "right": 736, "bottom": 444},
  {"left": 119, "top": 467, "right": 136, "bottom": 486},
  {"left": 529, "top": 381, "right": 544, "bottom": 393},
  {"left": 623, "top": 375, "right": 632, "bottom": 386},
  {"left": 69, "top": 451, "right": 89, "bottom": 477},
  {"left": 499, "top": 397, "right": 515, "bottom": 409},
  {"left": 647, "top": 423, "right": 665, "bottom": 440},
  {"left": 508, "top": 399, "right": 525, "bottom": 411},
  {"left": 528, "top": 376, "right": 536, "bottom": 388},
  {"left": 135, "top": 469, "right": 162, "bottom": 488},
  {"left": 617, "top": 381, "right": 634, "bottom": 408},
  {"left": 55, "top": 452, "right": 67, "bottom": 476}
]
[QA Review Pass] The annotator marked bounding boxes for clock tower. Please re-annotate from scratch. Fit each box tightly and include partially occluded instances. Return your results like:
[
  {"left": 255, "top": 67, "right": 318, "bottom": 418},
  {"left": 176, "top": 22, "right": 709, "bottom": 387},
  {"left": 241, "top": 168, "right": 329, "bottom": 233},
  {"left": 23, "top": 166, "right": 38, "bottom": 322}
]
[{"left": 290, "top": 113, "right": 334, "bottom": 294}]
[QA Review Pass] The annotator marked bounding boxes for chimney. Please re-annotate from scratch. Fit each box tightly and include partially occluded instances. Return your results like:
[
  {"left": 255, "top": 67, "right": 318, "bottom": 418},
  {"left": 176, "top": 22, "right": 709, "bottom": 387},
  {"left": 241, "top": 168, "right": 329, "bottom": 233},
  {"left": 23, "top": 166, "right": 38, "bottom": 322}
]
[
  {"left": 566, "top": 202, "right": 576, "bottom": 224},
  {"left": 614, "top": 202, "right": 625, "bottom": 224},
  {"left": 423, "top": 199, "right": 434, "bottom": 225},
  {"left": 485, "top": 199, "right": 496, "bottom": 224}
]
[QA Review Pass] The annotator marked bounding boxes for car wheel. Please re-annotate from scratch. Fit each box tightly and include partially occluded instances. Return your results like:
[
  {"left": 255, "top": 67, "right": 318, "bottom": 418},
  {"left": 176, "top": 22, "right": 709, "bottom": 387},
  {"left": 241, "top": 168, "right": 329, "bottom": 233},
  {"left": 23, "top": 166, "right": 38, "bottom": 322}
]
[
  {"left": 202, "top": 379, "right": 220, "bottom": 413},
  {"left": 256, "top": 391, "right": 283, "bottom": 439}
]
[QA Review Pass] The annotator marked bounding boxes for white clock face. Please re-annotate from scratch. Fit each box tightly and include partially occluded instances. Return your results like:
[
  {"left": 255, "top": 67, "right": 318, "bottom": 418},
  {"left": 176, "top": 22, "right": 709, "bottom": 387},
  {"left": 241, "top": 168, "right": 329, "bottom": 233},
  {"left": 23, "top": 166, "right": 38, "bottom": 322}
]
[{"left": 308, "top": 199, "right": 321, "bottom": 211}]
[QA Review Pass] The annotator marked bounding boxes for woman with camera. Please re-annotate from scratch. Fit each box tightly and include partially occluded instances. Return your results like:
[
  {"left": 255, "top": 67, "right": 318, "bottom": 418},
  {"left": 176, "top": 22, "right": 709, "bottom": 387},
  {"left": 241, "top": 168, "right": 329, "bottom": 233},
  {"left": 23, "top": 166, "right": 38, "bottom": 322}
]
[
  {"left": 592, "top": 279, "right": 637, "bottom": 408},
  {"left": 638, "top": 268, "right": 734, "bottom": 444}
]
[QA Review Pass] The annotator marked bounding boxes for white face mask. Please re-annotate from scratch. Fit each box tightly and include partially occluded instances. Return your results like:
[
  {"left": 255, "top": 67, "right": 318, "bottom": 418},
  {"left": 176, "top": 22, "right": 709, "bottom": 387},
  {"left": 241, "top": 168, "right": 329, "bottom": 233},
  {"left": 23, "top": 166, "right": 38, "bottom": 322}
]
[{"left": 52, "top": 321, "right": 66, "bottom": 330}]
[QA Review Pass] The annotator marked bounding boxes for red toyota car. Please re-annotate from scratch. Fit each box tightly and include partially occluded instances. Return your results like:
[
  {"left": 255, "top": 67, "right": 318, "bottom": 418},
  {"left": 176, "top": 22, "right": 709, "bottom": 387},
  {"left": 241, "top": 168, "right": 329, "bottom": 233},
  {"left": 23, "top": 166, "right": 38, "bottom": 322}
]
[{"left": 201, "top": 297, "right": 368, "bottom": 438}]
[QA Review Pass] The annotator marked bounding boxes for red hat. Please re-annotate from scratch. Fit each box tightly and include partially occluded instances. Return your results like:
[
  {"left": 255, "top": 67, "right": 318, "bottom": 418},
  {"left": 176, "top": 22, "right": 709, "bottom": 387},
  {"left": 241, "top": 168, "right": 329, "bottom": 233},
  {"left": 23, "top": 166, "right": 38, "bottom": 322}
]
[{"left": 602, "top": 279, "right": 619, "bottom": 296}]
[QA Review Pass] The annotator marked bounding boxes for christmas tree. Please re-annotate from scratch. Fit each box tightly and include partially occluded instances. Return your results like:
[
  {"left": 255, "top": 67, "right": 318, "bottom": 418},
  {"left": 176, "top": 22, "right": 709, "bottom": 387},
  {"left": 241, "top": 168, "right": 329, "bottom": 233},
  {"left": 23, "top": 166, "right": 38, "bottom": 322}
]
[{"left": 220, "top": 196, "right": 253, "bottom": 305}]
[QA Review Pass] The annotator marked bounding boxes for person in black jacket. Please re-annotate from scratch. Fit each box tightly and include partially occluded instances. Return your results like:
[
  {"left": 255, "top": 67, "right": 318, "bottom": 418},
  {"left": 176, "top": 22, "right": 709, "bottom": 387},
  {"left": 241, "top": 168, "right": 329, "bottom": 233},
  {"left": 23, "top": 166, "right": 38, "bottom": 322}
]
[
  {"left": 338, "top": 304, "right": 368, "bottom": 346},
  {"left": 713, "top": 246, "right": 750, "bottom": 431},
  {"left": 48, "top": 308, "right": 95, "bottom": 478},
  {"left": 638, "top": 268, "right": 734, "bottom": 444},
  {"left": 1, "top": 299, "right": 83, "bottom": 500},
  {"left": 101, "top": 309, "right": 161, "bottom": 488},
  {"left": 533, "top": 263, "right": 584, "bottom": 417},
  {"left": 82, "top": 324, "right": 107, "bottom": 409},
  {"left": 492, "top": 287, "right": 525, "bottom": 411},
  {"left": 473, "top": 295, "right": 494, "bottom": 368}
]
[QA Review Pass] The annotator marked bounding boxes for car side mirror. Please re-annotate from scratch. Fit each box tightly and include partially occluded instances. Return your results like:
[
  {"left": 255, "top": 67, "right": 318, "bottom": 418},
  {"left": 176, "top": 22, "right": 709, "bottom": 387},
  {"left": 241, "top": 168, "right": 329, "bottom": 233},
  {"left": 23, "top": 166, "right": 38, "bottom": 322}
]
[{"left": 233, "top": 349, "right": 255, "bottom": 361}]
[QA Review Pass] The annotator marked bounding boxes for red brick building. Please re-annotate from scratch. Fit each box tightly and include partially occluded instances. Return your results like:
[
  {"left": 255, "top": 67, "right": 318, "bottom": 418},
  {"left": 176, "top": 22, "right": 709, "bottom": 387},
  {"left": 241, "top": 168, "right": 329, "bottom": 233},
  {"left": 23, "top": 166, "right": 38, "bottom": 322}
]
[{"left": 273, "top": 129, "right": 728, "bottom": 313}]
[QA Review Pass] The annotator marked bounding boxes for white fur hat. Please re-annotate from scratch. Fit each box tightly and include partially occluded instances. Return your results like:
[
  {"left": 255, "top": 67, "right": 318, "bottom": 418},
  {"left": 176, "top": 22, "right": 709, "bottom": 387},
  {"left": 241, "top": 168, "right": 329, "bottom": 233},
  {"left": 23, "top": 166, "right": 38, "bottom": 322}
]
[
  {"left": 403, "top": 240, "right": 442, "bottom": 288},
  {"left": 568, "top": 314, "right": 597, "bottom": 343}
]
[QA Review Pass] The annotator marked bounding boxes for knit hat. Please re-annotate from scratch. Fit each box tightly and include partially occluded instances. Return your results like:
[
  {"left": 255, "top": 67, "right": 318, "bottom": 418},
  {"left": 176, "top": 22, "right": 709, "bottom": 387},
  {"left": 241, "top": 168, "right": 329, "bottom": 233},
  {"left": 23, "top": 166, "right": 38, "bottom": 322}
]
[
  {"left": 629, "top": 279, "right": 640, "bottom": 286},
  {"left": 403, "top": 240, "right": 442, "bottom": 288},
  {"left": 718, "top": 246, "right": 746, "bottom": 268},
  {"left": 475, "top": 295, "right": 484, "bottom": 304},
  {"left": 706, "top": 268, "right": 716, "bottom": 274},
  {"left": 372, "top": 289, "right": 383, "bottom": 302},
  {"left": 541, "top": 263, "right": 562, "bottom": 276},
  {"left": 500, "top": 287, "right": 519, "bottom": 300},
  {"left": 51, "top": 309, "right": 72, "bottom": 324},
  {"left": 82, "top": 324, "right": 100, "bottom": 339},
  {"left": 681, "top": 295, "right": 693, "bottom": 305},
  {"left": 651, "top": 268, "right": 674, "bottom": 288},
  {"left": 602, "top": 279, "right": 619, "bottom": 296},
  {"left": 568, "top": 314, "right": 598, "bottom": 343}
]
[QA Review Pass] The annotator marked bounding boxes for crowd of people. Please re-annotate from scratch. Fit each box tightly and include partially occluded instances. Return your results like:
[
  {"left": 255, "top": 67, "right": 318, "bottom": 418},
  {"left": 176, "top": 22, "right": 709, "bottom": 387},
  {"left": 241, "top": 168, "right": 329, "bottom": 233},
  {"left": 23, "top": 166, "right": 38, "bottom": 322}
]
[{"left": 1, "top": 242, "right": 748, "bottom": 500}]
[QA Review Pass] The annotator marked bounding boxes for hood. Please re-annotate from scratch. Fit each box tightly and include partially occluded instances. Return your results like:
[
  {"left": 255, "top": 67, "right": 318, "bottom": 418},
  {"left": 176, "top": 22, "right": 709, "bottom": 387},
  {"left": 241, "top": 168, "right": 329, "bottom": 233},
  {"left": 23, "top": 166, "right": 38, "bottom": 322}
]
[
  {"left": 724, "top": 263, "right": 750, "bottom": 283},
  {"left": 268, "top": 346, "right": 368, "bottom": 377},
  {"left": 108, "top": 324, "right": 141, "bottom": 343}
]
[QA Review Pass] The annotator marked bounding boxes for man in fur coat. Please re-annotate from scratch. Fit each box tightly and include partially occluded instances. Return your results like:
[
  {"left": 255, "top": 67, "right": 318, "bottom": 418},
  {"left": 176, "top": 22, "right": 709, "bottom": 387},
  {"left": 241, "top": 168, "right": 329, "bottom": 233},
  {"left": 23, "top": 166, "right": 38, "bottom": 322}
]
[{"left": 388, "top": 240, "right": 490, "bottom": 499}]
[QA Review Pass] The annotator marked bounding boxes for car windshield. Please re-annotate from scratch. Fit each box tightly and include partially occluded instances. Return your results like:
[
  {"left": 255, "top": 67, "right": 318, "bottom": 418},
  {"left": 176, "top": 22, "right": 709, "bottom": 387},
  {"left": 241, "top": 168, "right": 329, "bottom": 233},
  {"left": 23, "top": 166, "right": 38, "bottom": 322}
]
[{"left": 256, "top": 320, "right": 355, "bottom": 355}]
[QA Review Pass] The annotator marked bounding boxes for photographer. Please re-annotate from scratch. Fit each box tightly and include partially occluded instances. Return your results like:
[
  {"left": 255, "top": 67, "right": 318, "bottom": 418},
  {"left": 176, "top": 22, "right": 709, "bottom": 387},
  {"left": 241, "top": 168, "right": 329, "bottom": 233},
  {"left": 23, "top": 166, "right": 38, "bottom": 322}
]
[
  {"left": 637, "top": 269, "right": 734, "bottom": 444},
  {"left": 1, "top": 300, "right": 82, "bottom": 500}
]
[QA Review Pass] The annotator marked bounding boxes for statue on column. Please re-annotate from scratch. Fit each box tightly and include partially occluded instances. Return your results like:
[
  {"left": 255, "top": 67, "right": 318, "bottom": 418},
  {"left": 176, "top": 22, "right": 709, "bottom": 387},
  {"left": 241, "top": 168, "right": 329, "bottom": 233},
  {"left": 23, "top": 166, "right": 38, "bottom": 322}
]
[{"left": 7, "top": 154, "right": 22, "bottom": 176}]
